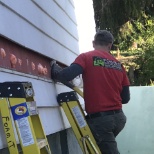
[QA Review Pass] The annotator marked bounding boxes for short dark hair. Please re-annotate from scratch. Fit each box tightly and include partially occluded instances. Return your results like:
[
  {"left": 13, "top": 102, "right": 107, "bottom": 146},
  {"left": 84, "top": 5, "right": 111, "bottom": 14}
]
[{"left": 94, "top": 30, "right": 114, "bottom": 46}]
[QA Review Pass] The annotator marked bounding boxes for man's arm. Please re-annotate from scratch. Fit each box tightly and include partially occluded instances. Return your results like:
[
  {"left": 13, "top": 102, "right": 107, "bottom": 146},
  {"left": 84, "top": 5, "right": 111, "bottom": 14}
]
[
  {"left": 56, "top": 63, "right": 83, "bottom": 82},
  {"left": 120, "top": 86, "right": 130, "bottom": 104}
]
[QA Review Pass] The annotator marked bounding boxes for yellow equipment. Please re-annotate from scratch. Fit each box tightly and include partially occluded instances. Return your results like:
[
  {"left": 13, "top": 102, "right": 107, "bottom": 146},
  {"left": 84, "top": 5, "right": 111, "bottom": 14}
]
[
  {"left": 0, "top": 82, "right": 51, "bottom": 154},
  {"left": 57, "top": 91, "right": 101, "bottom": 154}
]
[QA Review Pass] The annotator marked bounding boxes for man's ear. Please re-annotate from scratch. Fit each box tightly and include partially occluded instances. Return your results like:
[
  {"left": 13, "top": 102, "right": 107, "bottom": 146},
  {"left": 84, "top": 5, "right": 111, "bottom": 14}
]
[{"left": 108, "top": 43, "right": 112, "bottom": 50}]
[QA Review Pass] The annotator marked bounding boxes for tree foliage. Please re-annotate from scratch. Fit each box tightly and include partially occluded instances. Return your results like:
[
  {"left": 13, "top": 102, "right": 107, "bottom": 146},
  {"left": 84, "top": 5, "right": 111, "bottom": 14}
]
[
  {"left": 93, "top": 0, "right": 154, "bottom": 86},
  {"left": 93, "top": 0, "right": 154, "bottom": 48},
  {"left": 131, "top": 17, "right": 154, "bottom": 85}
]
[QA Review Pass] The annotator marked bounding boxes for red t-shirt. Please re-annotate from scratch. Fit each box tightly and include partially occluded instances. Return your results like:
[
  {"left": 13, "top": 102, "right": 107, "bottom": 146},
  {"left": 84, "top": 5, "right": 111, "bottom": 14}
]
[{"left": 73, "top": 50, "right": 130, "bottom": 114}]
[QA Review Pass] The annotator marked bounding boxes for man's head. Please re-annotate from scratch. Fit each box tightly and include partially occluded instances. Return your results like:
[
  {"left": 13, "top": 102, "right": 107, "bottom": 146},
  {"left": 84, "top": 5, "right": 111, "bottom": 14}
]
[{"left": 93, "top": 30, "right": 114, "bottom": 51}]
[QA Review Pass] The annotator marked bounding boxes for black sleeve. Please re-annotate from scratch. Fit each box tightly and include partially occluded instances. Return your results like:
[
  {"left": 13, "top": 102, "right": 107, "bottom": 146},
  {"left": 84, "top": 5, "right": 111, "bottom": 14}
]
[
  {"left": 56, "top": 63, "right": 83, "bottom": 82},
  {"left": 120, "top": 86, "right": 130, "bottom": 104}
]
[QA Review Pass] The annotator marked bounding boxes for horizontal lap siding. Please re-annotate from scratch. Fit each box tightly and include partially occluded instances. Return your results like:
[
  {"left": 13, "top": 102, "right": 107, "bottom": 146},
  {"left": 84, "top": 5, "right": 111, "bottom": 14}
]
[
  {"left": 0, "top": 0, "right": 79, "bottom": 65},
  {"left": 0, "top": 0, "right": 80, "bottom": 149}
]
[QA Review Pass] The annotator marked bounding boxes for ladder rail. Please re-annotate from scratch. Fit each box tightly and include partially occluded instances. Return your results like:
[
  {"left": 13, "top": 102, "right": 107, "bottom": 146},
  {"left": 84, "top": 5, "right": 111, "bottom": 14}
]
[
  {"left": 0, "top": 82, "right": 52, "bottom": 154},
  {"left": 57, "top": 91, "right": 101, "bottom": 154},
  {"left": 0, "top": 98, "right": 19, "bottom": 154}
]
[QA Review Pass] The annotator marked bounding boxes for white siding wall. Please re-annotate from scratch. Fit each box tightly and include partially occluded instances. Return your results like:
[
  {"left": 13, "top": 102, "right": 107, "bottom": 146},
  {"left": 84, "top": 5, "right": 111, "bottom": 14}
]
[
  {"left": 0, "top": 0, "right": 79, "bottom": 65},
  {"left": 0, "top": 0, "right": 81, "bottom": 149}
]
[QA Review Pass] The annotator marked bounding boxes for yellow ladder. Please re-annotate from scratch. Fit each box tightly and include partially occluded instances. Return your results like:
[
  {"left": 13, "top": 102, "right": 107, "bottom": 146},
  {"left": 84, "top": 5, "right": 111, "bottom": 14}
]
[
  {"left": 0, "top": 82, "right": 52, "bottom": 154},
  {"left": 57, "top": 91, "right": 101, "bottom": 154}
]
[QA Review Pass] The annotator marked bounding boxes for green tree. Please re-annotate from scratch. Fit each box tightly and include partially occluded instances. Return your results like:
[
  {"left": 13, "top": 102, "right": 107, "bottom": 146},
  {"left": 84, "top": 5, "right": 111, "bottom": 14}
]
[
  {"left": 93, "top": 0, "right": 154, "bottom": 86},
  {"left": 131, "top": 17, "right": 154, "bottom": 85},
  {"left": 93, "top": 0, "right": 154, "bottom": 49}
]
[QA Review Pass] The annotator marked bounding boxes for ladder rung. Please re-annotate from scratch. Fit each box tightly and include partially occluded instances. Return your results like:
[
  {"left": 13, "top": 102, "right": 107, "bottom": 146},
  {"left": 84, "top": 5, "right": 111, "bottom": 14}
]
[{"left": 37, "top": 139, "right": 47, "bottom": 149}]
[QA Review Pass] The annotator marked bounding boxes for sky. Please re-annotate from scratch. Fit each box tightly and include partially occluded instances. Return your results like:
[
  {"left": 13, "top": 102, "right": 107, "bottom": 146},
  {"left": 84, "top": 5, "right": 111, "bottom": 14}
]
[{"left": 74, "top": 0, "right": 96, "bottom": 53}]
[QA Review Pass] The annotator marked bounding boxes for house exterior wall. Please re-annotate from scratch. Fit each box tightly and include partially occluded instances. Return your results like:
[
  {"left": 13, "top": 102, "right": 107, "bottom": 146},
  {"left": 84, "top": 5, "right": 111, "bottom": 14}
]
[
  {"left": 0, "top": 0, "right": 82, "bottom": 151},
  {"left": 0, "top": 0, "right": 79, "bottom": 65}
]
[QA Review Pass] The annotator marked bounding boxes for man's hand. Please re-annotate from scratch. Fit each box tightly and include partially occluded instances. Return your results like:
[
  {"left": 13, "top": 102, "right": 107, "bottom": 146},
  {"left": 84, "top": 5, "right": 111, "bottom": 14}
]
[{"left": 51, "top": 60, "right": 62, "bottom": 82}]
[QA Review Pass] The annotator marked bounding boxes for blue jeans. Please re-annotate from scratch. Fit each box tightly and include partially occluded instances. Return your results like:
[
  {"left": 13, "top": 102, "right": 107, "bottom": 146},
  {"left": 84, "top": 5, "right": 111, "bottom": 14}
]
[{"left": 86, "top": 111, "right": 126, "bottom": 154}]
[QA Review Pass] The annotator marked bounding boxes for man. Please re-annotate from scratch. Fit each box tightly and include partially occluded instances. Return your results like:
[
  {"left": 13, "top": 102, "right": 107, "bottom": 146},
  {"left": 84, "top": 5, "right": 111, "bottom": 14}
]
[{"left": 51, "top": 30, "right": 130, "bottom": 154}]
